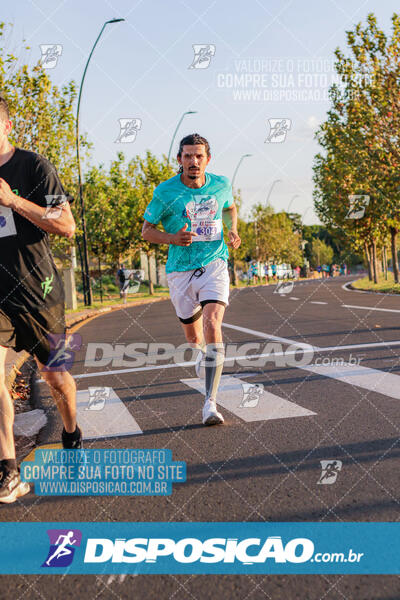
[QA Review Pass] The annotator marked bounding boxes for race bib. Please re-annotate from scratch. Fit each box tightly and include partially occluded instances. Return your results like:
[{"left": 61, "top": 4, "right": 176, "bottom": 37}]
[
  {"left": 191, "top": 218, "right": 222, "bottom": 242},
  {"left": 0, "top": 206, "right": 17, "bottom": 238}
]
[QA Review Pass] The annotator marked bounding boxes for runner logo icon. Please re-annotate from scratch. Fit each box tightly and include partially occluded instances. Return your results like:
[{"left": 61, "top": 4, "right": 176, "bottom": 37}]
[
  {"left": 265, "top": 118, "right": 291, "bottom": 143},
  {"left": 86, "top": 387, "right": 111, "bottom": 411},
  {"left": 239, "top": 383, "right": 264, "bottom": 408},
  {"left": 42, "top": 529, "right": 82, "bottom": 567},
  {"left": 39, "top": 44, "right": 63, "bottom": 69},
  {"left": 43, "top": 195, "right": 67, "bottom": 220},
  {"left": 44, "top": 333, "right": 82, "bottom": 371},
  {"left": 317, "top": 460, "right": 342, "bottom": 485},
  {"left": 274, "top": 281, "right": 294, "bottom": 295},
  {"left": 115, "top": 118, "right": 142, "bottom": 143},
  {"left": 41, "top": 274, "right": 54, "bottom": 299},
  {"left": 188, "top": 44, "right": 216, "bottom": 69}
]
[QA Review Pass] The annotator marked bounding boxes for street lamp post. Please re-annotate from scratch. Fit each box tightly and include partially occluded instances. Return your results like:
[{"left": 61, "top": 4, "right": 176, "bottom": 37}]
[
  {"left": 231, "top": 153, "right": 252, "bottom": 189},
  {"left": 167, "top": 111, "right": 197, "bottom": 164},
  {"left": 230, "top": 153, "right": 252, "bottom": 288},
  {"left": 266, "top": 179, "right": 282, "bottom": 206},
  {"left": 76, "top": 17, "right": 125, "bottom": 306},
  {"left": 287, "top": 194, "right": 300, "bottom": 213}
]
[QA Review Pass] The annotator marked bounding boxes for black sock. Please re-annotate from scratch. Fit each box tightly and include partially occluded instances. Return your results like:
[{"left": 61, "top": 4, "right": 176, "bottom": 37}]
[
  {"left": 1, "top": 458, "right": 17, "bottom": 473},
  {"left": 62, "top": 425, "right": 81, "bottom": 442}
]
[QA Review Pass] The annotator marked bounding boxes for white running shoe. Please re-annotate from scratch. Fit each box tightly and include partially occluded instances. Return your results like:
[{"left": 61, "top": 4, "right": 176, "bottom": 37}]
[
  {"left": 202, "top": 399, "right": 224, "bottom": 426},
  {"left": 0, "top": 469, "right": 30, "bottom": 504},
  {"left": 195, "top": 350, "right": 206, "bottom": 379}
]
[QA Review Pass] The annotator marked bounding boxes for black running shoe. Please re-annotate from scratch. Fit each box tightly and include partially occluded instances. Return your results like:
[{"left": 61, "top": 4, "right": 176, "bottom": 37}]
[
  {"left": 0, "top": 469, "right": 30, "bottom": 503},
  {"left": 62, "top": 425, "right": 83, "bottom": 449}
]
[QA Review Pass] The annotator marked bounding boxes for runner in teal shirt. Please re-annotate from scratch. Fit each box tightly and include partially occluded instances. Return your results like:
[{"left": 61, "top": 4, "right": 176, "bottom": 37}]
[
  {"left": 143, "top": 172, "right": 234, "bottom": 273},
  {"left": 142, "top": 133, "right": 241, "bottom": 427}
]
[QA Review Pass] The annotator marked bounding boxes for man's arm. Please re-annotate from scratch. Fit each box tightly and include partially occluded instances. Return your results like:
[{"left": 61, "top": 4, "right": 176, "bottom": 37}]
[
  {"left": 0, "top": 177, "right": 76, "bottom": 238},
  {"left": 222, "top": 203, "right": 241, "bottom": 249},
  {"left": 142, "top": 220, "right": 198, "bottom": 246}
]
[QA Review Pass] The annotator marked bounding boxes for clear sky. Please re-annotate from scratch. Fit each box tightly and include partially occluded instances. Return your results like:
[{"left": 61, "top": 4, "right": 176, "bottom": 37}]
[{"left": 3, "top": 0, "right": 399, "bottom": 223}]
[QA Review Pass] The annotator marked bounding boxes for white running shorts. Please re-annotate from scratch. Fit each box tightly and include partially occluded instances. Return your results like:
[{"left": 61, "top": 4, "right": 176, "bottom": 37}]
[{"left": 167, "top": 258, "right": 230, "bottom": 322}]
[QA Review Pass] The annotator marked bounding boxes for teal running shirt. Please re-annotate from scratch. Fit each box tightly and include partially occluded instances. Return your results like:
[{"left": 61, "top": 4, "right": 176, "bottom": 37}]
[{"left": 143, "top": 172, "right": 234, "bottom": 273}]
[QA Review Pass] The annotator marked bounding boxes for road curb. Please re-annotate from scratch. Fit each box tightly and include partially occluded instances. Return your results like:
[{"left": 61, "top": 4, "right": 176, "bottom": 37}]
[
  {"left": 342, "top": 279, "right": 400, "bottom": 296},
  {"left": 65, "top": 295, "right": 169, "bottom": 329},
  {"left": 5, "top": 349, "right": 30, "bottom": 391}
]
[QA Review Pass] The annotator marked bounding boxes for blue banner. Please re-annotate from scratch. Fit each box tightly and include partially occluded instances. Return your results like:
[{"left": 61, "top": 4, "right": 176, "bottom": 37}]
[{"left": 0, "top": 522, "right": 398, "bottom": 574}]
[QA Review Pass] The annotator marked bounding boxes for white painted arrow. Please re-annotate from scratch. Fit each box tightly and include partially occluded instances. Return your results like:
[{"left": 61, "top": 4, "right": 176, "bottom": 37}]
[{"left": 181, "top": 375, "right": 316, "bottom": 422}]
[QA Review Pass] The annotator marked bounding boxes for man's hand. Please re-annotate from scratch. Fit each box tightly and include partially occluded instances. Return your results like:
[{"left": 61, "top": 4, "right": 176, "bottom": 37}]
[
  {"left": 0, "top": 178, "right": 76, "bottom": 238},
  {"left": 0, "top": 178, "right": 18, "bottom": 208},
  {"left": 227, "top": 229, "right": 241, "bottom": 249},
  {"left": 171, "top": 223, "right": 198, "bottom": 246}
]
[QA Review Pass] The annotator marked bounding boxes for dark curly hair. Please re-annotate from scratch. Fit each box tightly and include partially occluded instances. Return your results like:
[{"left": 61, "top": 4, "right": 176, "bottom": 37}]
[{"left": 177, "top": 133, "right": 210, "bottom": 173}]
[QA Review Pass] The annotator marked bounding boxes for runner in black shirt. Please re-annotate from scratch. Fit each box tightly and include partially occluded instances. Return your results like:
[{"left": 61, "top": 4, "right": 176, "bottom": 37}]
[{"left": 0, "top": 95, "right": 82, "bottom": 503}]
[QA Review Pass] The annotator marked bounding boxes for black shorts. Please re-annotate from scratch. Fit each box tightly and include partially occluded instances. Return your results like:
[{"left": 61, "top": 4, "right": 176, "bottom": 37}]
[{"left": 0, "top": 303, "right": 66, "bottom": 365}]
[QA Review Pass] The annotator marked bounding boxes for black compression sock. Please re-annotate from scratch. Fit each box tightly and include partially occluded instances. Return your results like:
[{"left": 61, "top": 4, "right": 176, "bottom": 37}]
[
  {"left": 62, "top": 426, "right": 81, "bottom": 442},
  {"left": 0, "top": 458, "right": 17, "bottom": 473}
]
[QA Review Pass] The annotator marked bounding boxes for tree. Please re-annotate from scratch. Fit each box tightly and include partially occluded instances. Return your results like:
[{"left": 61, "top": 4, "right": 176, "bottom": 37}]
[
  {"left": 313, "top": 13, "right": 400, "bottom": 284},
  {"left": 0, "top": 22, "right": 91, "bottom": 268},
  {"left": 84, "top": 152, "right": 176, "bottom": 293},
  {"left": 249, "top": 204, "right": 303, "bottom": 265},
  {"left": 310, "top": 238, "right": 334, "bottom": 268},
  {"left": 130, "top": 152, "right": 176, "bottom": 294}
]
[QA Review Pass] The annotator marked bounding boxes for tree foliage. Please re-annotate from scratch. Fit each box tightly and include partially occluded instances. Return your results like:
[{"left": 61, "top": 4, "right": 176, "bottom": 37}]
[{"left": 313, "top": 13, "right": 400, "bottom": 281}]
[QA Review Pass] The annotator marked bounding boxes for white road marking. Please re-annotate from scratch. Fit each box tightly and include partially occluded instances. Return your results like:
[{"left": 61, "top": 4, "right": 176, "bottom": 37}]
[
  {"left": 301, "top": 363, "right": 400, "bottom": 399},
  {"left": 180, "top": 375, "right": 316, "bottom": 422},
  {"left": 222, "top": 322, "right": 318, "bottom": 350},
  {"left": 289, "top": 297, "right": 299, "bottom": 300},
  {"left": 342, "top": 304, "right": 400, "bottom": 314},
  {"left": 76, "top": 387, "right": 142, "bottom": 440},
  {"left": 310, "top": 301, "right": 327, "bottom": 305},
  {"left": 320, "top": 340, "right": 400, "bottom": 352}
]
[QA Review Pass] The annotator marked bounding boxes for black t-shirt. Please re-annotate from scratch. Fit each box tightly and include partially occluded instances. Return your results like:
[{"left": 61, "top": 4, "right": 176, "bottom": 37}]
[{"left": 0, "top": 147, "right": 73, "bottom": 315}]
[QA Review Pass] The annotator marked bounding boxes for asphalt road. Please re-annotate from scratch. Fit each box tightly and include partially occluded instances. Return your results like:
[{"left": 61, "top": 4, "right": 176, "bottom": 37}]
[{"left": 2, "top": 275, "right": 400, "bottom": 599}]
